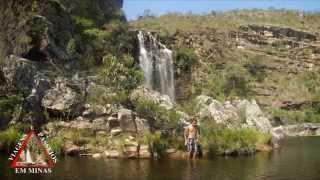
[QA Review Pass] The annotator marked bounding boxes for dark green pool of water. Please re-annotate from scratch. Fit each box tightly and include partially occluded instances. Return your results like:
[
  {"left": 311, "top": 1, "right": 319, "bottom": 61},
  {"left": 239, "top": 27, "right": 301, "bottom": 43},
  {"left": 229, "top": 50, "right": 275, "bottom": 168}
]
[{"left": 1, "top": 137, "right": 320, "bottom": 180}]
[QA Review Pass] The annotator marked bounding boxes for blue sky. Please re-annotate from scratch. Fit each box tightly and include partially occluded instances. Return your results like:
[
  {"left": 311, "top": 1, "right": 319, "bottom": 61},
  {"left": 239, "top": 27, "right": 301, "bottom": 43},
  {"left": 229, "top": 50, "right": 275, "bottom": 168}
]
[{"left": 123, "top": 0, "right": 320, "bottom": 20}]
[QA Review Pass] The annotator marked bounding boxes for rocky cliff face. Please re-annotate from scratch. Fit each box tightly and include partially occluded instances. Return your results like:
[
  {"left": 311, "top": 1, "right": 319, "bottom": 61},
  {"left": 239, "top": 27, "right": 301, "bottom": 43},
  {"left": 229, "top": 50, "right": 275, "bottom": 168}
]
[
  {"left": 0, "top": 0, "right": 124, "bottom": 126},
  {"left": 146, "top": 24, "right": 319, "bottom": 109},
  {"left": 0, "top": 0, "right": 123, "bottom": 62}
]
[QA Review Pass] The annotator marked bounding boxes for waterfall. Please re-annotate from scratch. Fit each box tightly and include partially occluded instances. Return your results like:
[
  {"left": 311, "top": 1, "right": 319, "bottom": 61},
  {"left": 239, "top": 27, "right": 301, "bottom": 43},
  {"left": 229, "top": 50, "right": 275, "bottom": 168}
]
[
  {"left": 137, "top": 31, "right": 175, "bottom": 100},
  {"left": 25, "top": 149, "right": 34, "bottom": 164}
]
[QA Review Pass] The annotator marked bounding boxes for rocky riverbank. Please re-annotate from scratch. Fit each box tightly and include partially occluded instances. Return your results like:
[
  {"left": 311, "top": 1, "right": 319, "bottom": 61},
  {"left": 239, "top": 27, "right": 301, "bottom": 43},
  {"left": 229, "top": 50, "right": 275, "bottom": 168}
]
[
  {"left": 1, "top": 2, "right": 320, "bottom": 160},
  {"left": 0, "top": 55, "right": 276, "bottom": 159}
]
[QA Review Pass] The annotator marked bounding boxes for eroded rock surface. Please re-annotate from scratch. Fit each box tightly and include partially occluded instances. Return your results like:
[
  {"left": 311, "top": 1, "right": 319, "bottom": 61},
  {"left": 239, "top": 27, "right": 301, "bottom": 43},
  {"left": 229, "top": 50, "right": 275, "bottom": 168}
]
[{"left": 196, "top": 95, "right": 272, "bottom": 132}]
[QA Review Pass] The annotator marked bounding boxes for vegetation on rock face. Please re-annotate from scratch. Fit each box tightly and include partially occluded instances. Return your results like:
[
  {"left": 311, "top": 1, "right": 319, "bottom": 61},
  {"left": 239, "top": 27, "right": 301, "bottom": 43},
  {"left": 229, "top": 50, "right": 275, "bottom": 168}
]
[
  {"left": 303, "top": 71, "right": 320, "bottom": 101},
  {"left": 174, "top": 48, "right": 197, "bottom": 76},
  {"left": 48, "top": 136, "right": 64, "bottom": 156},
  {"left": 244, "top": 56, "right": 267, "bottom": 83},
  {"left": 0, "top": 127, "right": 22, "bottom": 151},
  {"left": 143, "top": 131, "right": 168, "bottom": 158},
  {"left": 268, "top": 72, "right": 320, "bottom": 124},
  {"left": 70, "top": 129, "right": 91, "bottom": 146},
  {"left": 99, "top": 55, "right": 143, "bottom": 92},
  {"left": 0, "top": 94, "right": 24, "bottom": 126},
  {"left": 87, "top": 86, "right": 129, "bottom": 106},
  {"left": 134, "top": 100, "right": 181, "bottom": 128},
  {"left": 196, "top": 63, "right": 254, "bottom": 101},
  {"left": 132, "top": 9, "right": 320, "bottom": 34},
  {"left": 269, "top": 107, "right": 320, "bottom": 125}
]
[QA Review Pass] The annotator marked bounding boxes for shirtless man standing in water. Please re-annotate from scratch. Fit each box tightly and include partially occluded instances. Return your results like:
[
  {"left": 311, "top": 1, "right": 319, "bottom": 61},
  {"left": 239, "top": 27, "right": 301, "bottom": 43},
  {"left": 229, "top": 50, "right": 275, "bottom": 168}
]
[{"left": 184, "top": 118, "right": 200, "bottom": 159}]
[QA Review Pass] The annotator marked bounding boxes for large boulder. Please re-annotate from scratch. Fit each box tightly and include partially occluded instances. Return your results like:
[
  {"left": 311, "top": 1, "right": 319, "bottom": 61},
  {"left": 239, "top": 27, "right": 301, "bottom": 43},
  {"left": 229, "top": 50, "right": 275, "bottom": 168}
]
[
  {"left": 42, "top": 77, "right": 83, "bottom": 117},
  {"left": 65, "top": 145, "right": 80, "bottom": 156},
  {"left": 104, "top": 150, "right": 121, "bottom": 158},
  {"left": 82, "top": 104, "right": 112, "bottom": 119},
  {"left": 46, "top": 120, "right": 93, "bottom": 130},
  {"left": 236, "top": 99, "right": 272, "bottom": 133},
  {"left": 196, "top": 95, "right": 238, "bottom": 124},
  {"left": 118, "top": 108, "right": 136, "bottom": 132},
  {"left": 130, "top": 86, "right": 174, "bottom": 110},
  {"left": 138, "top": 145, "right": 152, "bottom": 159},
  {"left": 92, "top": 117, "right": 109, "bottom": 131},
  {"left": 135, "top": 117, "right": 150, "bottom": 133},
  {"left": 2, "top": 56, "right": 51, "bottom": 124},
  {"left": 3, "top": 55, "right": 51, "bottom": 95},
  {"left": 108, "top": 116, "right": 120, "bottom": 129},
  {"left": 195, "top": 95, "right": 272, "bottom": 132}
]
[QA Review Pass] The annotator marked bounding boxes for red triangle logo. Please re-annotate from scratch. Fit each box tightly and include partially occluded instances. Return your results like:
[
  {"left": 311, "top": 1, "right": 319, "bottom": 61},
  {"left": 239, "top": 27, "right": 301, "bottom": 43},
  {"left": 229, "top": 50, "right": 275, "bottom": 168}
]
[{"left": 11, "top": 129, "right": 55, "bottom": 168}]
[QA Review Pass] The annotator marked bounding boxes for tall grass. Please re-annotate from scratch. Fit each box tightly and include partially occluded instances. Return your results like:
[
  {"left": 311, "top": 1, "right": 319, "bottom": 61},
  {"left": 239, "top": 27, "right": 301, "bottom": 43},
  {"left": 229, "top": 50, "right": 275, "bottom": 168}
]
[
  {"left": 134, "top": 100, "right": 181, "bottom": 128},
  {"left": 143, "top": 131, "right": 168, "bottom": 158},
  {"left": 70, "top": 129, "right": 90, "bottom": 146},
  {"left": 0, "top": 127, "right": 22, "bottom": 151},
  {"left": 48, "top": 136, "right": 64, "bottom": 156},
  {"left": 132, "top": 9, "right": 320, "bottom": 34},
  {"left": 201, "top": 122, "right": 271, "bottom": 155}
]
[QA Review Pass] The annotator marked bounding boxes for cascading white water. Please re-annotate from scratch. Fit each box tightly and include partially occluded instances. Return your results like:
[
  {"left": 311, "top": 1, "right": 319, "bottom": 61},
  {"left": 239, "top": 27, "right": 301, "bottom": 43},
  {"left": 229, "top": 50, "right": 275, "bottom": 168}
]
[
  {"left": 25, "top": 149, "right": 34, "bottom": 164},
  {"left": 138, "top": 31, "right": 175, "bottom": 100}
]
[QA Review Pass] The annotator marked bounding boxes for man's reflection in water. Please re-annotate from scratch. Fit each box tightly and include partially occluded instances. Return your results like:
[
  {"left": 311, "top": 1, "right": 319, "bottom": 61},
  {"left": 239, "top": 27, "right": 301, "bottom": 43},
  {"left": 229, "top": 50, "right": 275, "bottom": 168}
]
[{"left": 183, "top": 160, "right": 201, "bottom": 180}]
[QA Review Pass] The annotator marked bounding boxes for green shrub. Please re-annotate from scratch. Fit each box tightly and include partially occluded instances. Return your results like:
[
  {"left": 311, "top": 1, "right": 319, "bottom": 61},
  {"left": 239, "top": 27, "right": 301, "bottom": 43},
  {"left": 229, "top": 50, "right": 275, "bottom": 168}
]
[
  {"left": 179, "top": 98, "right": 199, "bottom": 116},
  {"left": 31, "top": 0, "right": 39, "bottom": 13},
  {"left": 167, "top": 110, "right": 181, "bottom": 126},
  {"left": 87, "top": 86, "right": 129, "bottom": 105},
  {"left": 245, "top": 57, "right": 267, "bottom": 82},
  {"left": 269, "top": 108, "right": 306, "bottom": 124},
  {"left": 223, "top": 64, "right": 253, "bottom": 98},
  {"left": 91, "top": 133, "right": 109, "bottom": 146},
  {"left": 84, "top": 28, "right": 110, "bottom": 40},
  {"left": 48, "top": 136, "right": 64, "bottom": 155},
  {"left": 200, "top": 122, "right": 271, "bottom": 155},
  {"left": 10, "top": 123, "right": 31, "bottom": 134},
  {"left": 0, "top": 127, "right": 22, "bottom": 151},
  {"left": 74, "top": 16, "right": 95, "bottom": 29},
  {"left": 200, "top": 64, "right": 253, "bottom": 101},
  {"left": 302, "top": 71, "right": 320, "bottom": 100},
  {"left": 134, "top": 100, "right": 181, "bottom": 128},
  {"left": 158, "top": 30, "right": 175, "bottom": 45},
  {"left": 26, "top": 16, "right": 48, "bottom": 41},
  {"left": 0, "top": 41, "right": 5, "bottom": 66},
  {"left": 168, "top": 134, "right": 186, "bottom": 151},
  {"left": 174, "top": 48, "right": 197, "bottom": 76},
  {"left": 135, "top": 100, "right": 164, "bottom": 121},
  {"left": 114, "top": 135, "right": 127, "bottom": 155},
  {"left": 269, "top": 108, "right": 320, "bottom": 124},
  {"left": 70, "top": 130, "right": 89, "bottom": 146},
  {"left": 305, "top": 110, "right": 320, "bottom": 123},
  {"left": 99, "top": 54, "right": 143, "bottom": 92},
  {"left": 0, "top": 94, "right": 24, "bottom": 123},
  {"left": 66, "top": 38, "right": 77, "bottom": 58},
  {"left": 143, "top": 131, "right": 168, "bottom": 158}
]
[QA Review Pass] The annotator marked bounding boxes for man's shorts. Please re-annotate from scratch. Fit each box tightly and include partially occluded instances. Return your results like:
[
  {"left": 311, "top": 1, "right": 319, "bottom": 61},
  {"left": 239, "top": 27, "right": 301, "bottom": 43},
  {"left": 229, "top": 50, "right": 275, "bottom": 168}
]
[{"left": 187, "top": 138, "right": 197, "bottom": 153}]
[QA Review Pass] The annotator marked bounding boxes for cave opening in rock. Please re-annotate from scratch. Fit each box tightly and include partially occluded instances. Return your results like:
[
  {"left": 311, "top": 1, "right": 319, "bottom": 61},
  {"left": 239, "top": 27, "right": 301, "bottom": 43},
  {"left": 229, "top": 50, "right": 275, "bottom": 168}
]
[
  {"left": 23, "top": 38, "right": 49, "bottom": 62},
  {"left": 23, "top": 46, "right": 48, "bottom": 62}
]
